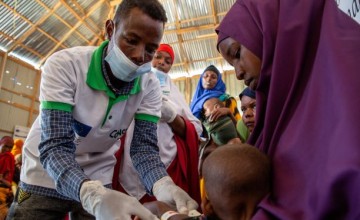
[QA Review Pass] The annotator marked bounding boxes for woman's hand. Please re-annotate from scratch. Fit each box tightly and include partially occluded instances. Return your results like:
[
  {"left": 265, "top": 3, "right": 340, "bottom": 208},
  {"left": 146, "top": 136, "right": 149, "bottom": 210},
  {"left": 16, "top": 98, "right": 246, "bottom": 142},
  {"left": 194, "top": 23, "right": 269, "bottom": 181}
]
[{"left": 209, "top": 107, "right": 231, "bottom": 122}]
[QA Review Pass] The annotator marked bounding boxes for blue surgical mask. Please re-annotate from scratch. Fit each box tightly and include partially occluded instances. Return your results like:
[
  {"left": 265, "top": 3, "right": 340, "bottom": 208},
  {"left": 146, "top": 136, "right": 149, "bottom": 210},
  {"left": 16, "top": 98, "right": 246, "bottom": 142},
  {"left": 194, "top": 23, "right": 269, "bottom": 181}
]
[
  {"left": 152, "top": 67, "right": 171, "bottom": 96},
  {"left": 152, "top": 67, "right": 167, "bottom": 86},
  {"left": 105, "top": 36, "right": 151, "bottom": 82}
]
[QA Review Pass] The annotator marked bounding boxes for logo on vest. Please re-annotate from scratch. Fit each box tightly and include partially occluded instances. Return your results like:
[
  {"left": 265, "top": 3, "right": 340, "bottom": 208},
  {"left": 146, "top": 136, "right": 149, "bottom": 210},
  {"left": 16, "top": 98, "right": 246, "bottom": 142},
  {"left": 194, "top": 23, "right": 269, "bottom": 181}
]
[
  {"left": 110, "top": 129, "right": 127, "bottom": 139},
  {"left": 336, "top": 0, "right": 360, "bottom": 24}
]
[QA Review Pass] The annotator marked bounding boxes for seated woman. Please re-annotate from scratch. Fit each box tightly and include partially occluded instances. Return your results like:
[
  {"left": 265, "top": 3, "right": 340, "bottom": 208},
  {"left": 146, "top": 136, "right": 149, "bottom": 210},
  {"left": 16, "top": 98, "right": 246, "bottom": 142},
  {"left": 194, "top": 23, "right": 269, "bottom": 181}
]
[
  {"left": 190, "top": 65, "right": 241, "bottom": 203},
  {"left": 237, "top": 87, "right": 256, "bottom": 142},
  {"left": 190, "top": 65, "right": 240, "bottom": 125}
]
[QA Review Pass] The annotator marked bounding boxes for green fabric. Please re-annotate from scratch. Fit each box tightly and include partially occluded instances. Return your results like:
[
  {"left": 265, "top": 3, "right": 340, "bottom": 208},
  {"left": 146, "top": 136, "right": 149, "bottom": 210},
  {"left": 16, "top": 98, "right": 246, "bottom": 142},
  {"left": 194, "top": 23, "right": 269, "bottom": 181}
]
[
  {"left": 135, "top": 114, "right": 159, "bottom": 123},
  {"left": 237, "top": 119, "right": 250, "bottom": 143},
  {"left": 203, "top": 116, "right": 238, "bottom": 146},
  {"left": 41, "top": 101, "right": 73, "bottom": 112},
  {"left": 219, "top": 93, "right": 230, "bottom": 102}
]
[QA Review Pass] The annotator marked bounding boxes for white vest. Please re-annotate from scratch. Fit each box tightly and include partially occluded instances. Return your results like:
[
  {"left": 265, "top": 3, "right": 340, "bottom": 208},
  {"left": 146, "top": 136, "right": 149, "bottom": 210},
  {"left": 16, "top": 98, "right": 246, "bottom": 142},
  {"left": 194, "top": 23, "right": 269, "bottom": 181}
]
[{"left": 21, "top": 44, "right": 162, "bottom": 189}]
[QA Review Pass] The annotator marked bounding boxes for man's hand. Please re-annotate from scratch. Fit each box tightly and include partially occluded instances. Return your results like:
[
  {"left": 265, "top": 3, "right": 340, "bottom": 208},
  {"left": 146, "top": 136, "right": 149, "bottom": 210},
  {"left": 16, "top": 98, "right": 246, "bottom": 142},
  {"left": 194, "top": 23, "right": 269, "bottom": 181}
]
[
  {"left": 80, "top": 180, "right": 158, "bottom": 220},
  {"left": 153, "top": 176, "right": 198, "bottom": 214},
  {"left": 161, "top": 98, "right": 177, "bottom": 123}
]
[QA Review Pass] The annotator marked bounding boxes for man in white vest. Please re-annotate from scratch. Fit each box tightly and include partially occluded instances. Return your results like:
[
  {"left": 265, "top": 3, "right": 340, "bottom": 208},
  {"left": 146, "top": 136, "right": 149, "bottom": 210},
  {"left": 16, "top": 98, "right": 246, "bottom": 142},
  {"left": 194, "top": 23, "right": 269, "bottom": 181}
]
[
  {"left": 7, "top": 0, "right": 197, "bottom": 219},
  {"left": 113, "top": 44, "right": 203, "bottom": 205}
]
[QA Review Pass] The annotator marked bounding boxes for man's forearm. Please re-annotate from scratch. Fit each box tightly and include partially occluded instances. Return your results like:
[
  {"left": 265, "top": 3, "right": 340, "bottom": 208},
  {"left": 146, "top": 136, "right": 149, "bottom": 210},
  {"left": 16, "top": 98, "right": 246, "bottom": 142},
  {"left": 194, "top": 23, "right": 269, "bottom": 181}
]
[{"left": 39, "top": 109, "right": 89, "bottom": 201}]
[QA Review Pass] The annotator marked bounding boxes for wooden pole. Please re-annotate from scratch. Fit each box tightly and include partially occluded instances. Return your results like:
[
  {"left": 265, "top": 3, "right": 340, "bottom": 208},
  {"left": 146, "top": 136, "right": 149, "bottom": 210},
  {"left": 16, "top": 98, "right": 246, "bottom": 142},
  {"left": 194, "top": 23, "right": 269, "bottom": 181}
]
[{"left": 0, "top": 52, "right": 8, "bottom": 92}]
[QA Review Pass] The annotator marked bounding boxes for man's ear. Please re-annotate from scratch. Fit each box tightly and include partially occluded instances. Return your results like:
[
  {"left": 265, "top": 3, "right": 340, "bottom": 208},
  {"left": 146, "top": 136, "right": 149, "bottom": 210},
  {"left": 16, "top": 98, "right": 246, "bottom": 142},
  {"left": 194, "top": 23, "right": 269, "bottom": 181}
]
[{"left": 105, "top": 20, "right": 115, "bottom": 40}]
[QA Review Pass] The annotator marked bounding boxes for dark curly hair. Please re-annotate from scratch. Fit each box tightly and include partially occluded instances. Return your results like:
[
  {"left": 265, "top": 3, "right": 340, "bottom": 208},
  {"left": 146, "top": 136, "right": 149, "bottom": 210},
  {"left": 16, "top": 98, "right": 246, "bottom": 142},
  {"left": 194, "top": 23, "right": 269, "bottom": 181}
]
[{"left": 114, "top": 0, "right": 167, "bottom": 26}]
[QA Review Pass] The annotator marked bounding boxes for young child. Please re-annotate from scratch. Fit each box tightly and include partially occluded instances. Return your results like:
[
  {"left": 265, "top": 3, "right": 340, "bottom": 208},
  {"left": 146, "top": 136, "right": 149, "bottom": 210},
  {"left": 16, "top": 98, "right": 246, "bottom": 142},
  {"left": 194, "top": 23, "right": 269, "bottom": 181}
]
[
  {"left": 140, "top": 143, "right": 271, "bottom": 220},
  {"left": 202, "top": 97, "right": 241, "bottom": 146},
  {"left": 201, "top": 143, "right": 270, "bottom": 220}
]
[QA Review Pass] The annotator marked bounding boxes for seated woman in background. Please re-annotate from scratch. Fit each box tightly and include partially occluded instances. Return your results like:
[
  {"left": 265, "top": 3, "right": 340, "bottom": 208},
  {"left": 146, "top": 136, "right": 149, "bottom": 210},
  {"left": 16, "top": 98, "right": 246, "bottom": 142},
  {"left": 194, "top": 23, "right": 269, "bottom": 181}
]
[
  {"left": 190, "top": 65, "right": 240, "bottom": 126},
  {"left": 237, "top": 87, "right": 256, "bottom": 142},
  {"left": 190, "top": 65, "right": 242, "bottom": 203}
]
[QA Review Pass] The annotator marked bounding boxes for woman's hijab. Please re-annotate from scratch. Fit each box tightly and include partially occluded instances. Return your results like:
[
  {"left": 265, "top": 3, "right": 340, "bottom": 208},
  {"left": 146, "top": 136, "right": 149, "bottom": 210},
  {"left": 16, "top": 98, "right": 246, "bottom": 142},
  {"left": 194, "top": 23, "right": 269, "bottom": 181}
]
[
  {"left": 190, "top": 65, "right": 226, "bottom": 119},
  {"left": 217, "top": 0, "right": 360, "bottom": 219}
]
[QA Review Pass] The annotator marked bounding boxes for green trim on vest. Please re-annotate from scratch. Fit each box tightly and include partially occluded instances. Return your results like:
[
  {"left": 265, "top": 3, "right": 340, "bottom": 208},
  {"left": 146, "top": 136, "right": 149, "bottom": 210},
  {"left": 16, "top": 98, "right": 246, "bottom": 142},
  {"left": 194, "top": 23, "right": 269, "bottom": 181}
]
[
  {"left": 41, "top": 101, "right": 73, "bottom": 112},
  {"left": 135, "top": 113, "right": 159, "bottom": 123}
]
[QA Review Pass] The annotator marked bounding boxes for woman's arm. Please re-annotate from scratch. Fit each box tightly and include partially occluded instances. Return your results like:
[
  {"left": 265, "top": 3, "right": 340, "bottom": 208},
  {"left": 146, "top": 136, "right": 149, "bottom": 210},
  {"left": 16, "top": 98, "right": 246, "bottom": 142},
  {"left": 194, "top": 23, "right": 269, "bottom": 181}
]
[{"left": 168, "top": 115, "right": 186, "bottom": 139}]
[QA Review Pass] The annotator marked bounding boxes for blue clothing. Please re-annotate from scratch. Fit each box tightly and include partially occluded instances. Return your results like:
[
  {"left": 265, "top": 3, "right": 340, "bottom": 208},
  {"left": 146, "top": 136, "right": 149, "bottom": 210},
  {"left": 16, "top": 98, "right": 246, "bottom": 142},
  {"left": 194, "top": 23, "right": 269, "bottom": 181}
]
[{"left": 190, "top": 71, "right": 226, "bottom": 119}]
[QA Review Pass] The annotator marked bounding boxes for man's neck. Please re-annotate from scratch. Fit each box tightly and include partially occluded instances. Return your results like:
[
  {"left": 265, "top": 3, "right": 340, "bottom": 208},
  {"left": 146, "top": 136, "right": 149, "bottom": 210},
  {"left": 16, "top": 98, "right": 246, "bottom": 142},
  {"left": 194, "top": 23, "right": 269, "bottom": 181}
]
[{"left": 104, "top": 61, "right": 128, "bottom": 89}]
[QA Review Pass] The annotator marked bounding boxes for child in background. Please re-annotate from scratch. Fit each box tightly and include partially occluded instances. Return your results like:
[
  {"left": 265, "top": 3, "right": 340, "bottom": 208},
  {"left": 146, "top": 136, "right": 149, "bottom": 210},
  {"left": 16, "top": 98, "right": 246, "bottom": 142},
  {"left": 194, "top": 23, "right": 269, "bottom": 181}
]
[
  {"left": 202, "top": 97, "right": 241, "bottom": 146},
  {"left": 198, "top": 97, "right": 242, "bottom": 205}
]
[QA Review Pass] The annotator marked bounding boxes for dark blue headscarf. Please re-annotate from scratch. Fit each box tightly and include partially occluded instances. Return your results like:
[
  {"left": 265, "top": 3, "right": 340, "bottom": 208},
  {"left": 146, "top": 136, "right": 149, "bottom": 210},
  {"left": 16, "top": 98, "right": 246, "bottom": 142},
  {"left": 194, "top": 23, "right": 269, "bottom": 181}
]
[
  {"left": 239, "top": 87, "right": 256, "bottom": 100},
  {"left": 190, "top": 65, "right": 226, "bottom": 119}
]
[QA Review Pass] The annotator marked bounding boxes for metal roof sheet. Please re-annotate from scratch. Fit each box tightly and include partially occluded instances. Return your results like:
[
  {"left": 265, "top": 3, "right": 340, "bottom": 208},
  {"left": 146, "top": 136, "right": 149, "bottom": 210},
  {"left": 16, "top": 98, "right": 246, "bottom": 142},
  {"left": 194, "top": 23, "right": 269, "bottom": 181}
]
[{"left": 0, "top": 0, "right": 237, "bottom": 76}]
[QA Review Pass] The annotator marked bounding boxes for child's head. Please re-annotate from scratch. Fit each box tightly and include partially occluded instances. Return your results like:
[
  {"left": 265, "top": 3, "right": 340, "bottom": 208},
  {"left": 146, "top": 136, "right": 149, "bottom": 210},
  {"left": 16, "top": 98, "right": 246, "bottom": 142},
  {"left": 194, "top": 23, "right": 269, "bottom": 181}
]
[
  {"left": 203, "top": 97, "right": 224, "bottom": 118},
  {"left": 202, "top": 143, "right": 271, "bottom": 220}
]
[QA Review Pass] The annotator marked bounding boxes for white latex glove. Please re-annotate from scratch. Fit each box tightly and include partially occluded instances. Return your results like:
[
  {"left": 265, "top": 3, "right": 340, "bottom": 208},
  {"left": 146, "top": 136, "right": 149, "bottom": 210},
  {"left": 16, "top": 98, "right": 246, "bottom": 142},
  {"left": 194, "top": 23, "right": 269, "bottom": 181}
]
[
  {"left": 80, "top": 180, "right": 158, "bottom": 220},
  {"left": 160, "top": 98, "right": 177, "bottom": 123},
  {"left": 152, "top": 176, "right": 198, "bottom": 214}
]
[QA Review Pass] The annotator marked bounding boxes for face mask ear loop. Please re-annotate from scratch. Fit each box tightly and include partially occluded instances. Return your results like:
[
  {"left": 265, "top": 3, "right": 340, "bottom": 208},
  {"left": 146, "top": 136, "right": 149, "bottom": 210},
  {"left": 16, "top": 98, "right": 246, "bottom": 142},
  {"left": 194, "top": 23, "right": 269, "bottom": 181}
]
[{"left": 107, "top": 20, "right": 116, "bottom": 51}]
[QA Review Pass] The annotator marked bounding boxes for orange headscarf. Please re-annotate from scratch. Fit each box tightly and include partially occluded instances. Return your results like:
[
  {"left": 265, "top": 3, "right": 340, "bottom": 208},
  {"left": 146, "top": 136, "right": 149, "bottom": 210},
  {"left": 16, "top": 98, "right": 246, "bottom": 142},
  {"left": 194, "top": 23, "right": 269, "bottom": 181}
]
[{"left": 11, "top": 139, "right": 23, "bottom": 156}]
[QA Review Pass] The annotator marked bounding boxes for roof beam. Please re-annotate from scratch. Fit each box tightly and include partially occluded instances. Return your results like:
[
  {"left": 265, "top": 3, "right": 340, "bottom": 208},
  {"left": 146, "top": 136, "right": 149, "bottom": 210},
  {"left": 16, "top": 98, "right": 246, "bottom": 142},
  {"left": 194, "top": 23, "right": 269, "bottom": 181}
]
[
  {"left": 173, "top": 0, "right": 190, "bottom": 76},
  {"left": 164, "top": 24, "right": 216, "bottom": 35},
  {"left": 7, "top": 2, "right": 63, "bottom": 53},
  {"left": 39, "top": 0, "right": 106, "bottom": 66},
  {"left": 173, "top": 0, "right": 192, "bottom": 103},
  {"left": 110, "top": 0, "right": 123, "bottom": 7},
  {"left": 172, "top": 56, "right": 224, "bottom": 67},
  {"left": 59, "top": 0, "right": 103, "bottom": 40},
  {"left": 0, "top": 2, "right": 67, "bottom": 50},
  {"left": 34, "top": 0, "right": 91, "bottom": 44},
  {"left": 210, "top": 0, "right": 219, "bottom": 24},
  {"left": 0, "top": 31, "right": 43, "bottom": 58},
  {"left": 68, "top": 0, "right": 104, "bottom": 34},
  {"left": 0, "top": 53, "right": 8, "bottom": 92}
]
